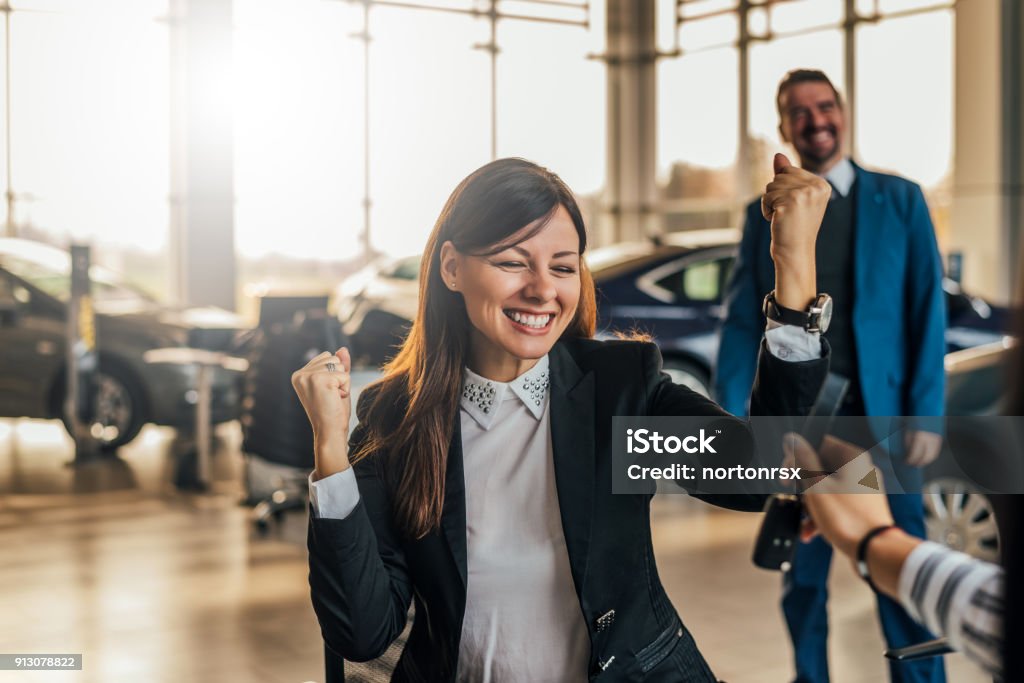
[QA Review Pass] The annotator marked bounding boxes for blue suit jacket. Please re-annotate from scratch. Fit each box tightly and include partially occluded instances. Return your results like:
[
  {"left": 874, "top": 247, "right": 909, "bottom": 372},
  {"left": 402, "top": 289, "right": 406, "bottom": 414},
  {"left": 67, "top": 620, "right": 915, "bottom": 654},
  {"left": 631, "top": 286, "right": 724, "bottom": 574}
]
[{"left": 715, "top": 161, "right": 945, "bottom": 421}]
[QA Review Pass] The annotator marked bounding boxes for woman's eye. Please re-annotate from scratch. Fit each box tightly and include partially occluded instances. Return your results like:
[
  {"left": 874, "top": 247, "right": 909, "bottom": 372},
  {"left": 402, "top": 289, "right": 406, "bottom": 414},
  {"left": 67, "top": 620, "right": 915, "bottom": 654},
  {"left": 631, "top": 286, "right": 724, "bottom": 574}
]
[
  {"left": 554, "top": 266, "right": 577, "bottom": 274},
  {"left": 497, "top": 261, "right": 525, "bottom": 269}
]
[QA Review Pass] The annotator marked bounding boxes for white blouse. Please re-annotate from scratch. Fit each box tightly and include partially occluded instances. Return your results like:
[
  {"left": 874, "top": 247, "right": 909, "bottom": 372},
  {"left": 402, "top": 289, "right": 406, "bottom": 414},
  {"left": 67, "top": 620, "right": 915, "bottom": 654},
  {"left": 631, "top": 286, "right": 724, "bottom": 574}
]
[
  {"left": 308, "top": 326, "right": 819, "bottom": 680},
  {"left": 310, "top": 355, "right": 589, "bottom": 682}
]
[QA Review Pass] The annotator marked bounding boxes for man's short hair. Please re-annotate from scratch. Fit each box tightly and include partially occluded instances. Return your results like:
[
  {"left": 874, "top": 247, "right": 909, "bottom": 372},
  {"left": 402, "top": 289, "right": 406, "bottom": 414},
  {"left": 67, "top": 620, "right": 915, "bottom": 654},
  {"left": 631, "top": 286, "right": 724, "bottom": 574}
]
[{"left": 776, "top": 69, "right": 843, "bottom": 119}]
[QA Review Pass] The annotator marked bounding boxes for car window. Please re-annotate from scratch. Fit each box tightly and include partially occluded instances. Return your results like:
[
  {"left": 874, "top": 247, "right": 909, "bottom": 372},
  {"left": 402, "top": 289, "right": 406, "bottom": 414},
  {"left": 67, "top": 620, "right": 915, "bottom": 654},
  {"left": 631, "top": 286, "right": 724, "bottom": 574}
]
[
  {"left": 0, "top": 253, "right": 152, "bottom": 305},
  {"left": 655, "top": 256, "right": 734, "bottom": 303},
  {"left": 388, "top": 257, "right": 421, "bottom": 281}
]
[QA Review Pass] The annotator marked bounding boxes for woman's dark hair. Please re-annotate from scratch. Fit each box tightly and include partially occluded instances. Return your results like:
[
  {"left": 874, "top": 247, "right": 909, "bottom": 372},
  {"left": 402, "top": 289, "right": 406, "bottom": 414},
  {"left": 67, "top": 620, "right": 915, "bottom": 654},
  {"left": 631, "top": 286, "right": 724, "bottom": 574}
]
[{"left": 351, "top": 158, "right": 596, "bottom": 539}]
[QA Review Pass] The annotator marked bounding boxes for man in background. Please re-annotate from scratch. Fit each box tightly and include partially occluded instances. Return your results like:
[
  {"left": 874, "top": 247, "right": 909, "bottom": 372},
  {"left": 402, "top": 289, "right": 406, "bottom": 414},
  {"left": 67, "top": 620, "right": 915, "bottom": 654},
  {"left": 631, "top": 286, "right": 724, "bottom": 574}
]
[{"left": 715, "top": 69, "right": 946, "bottom": 683}]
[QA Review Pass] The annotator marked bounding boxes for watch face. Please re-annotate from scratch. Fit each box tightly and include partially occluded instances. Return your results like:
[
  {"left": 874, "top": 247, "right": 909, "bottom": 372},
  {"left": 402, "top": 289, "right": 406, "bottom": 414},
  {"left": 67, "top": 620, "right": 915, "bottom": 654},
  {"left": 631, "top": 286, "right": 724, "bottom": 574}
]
[{"left": 816, "top": 295, "right": 833, "bottom": 333}]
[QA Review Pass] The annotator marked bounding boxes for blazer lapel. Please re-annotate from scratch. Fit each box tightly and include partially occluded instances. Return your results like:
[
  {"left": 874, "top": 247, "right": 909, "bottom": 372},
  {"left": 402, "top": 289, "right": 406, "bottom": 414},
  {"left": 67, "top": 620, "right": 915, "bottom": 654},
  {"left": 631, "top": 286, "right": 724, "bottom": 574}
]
[
  {"left": 549, "top": 342, "right": 596, "bottom": 596},
  {"left": 853, "top": 162, "right": 884, "bottom": 310},
  {"left": 441, "top": 415, "right": 468, "bottom": 589}
]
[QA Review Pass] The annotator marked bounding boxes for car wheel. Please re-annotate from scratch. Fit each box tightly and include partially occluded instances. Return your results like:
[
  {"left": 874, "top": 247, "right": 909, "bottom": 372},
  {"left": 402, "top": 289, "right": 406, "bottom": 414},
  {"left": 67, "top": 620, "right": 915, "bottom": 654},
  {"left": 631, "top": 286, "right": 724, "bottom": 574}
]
[
  {"left": 59, "top": 366, "right": 146, "bottom": 452},
  {"left": 661, "top": 358, "right": 711, "bottom": 398},
  {"left": 923, "top": 477, "right": 1000, "bottom": 562}
]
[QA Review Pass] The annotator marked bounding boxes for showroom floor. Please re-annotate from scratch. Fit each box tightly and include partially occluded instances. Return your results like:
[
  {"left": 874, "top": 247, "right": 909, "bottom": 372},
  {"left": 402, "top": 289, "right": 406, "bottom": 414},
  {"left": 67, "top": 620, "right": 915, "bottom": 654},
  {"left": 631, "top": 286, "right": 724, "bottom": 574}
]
[{"left": 0, "top": 411, "right": 987, "bottom": 683}]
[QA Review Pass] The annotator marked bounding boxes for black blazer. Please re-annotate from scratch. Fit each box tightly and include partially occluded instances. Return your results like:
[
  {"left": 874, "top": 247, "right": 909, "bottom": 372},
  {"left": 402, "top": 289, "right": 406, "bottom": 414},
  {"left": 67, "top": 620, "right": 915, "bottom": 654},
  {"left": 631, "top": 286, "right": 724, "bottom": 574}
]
[{"left": 308, "top": 337, "right": 829, "bottom": 682}]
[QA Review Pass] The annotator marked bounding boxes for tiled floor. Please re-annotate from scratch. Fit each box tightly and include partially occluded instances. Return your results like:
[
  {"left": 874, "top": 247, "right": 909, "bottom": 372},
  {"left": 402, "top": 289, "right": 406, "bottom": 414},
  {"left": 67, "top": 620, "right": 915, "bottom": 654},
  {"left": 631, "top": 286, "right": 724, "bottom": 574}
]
[{"left": 0, "top": 416, "right": 988, "bottom": 683}]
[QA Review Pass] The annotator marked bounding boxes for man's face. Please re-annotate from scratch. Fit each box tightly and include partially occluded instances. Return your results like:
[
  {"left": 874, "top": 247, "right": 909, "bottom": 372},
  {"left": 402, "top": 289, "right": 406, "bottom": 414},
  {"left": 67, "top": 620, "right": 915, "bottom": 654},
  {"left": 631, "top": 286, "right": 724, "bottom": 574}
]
[{"left": 778, "top": 81, "right": 845, "bottom": 172}]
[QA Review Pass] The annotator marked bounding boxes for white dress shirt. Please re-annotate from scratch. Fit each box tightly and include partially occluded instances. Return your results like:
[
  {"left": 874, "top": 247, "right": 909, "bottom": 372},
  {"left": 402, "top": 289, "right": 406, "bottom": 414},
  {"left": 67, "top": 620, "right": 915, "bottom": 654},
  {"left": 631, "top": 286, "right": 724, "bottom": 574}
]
[
  {"left": 308, "top": 326, "right": 821, "bottom": 679},
  {"left": 824, "top": 157, "right": 855, "bottom": 197}
]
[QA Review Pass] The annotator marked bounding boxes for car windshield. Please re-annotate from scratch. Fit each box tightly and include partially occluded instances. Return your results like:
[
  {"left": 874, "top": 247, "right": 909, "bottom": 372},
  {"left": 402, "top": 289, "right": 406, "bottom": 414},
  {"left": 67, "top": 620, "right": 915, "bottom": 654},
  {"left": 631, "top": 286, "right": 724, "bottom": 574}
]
[{"left": 0, "top": 240, "right": 154, "bottom": 306}]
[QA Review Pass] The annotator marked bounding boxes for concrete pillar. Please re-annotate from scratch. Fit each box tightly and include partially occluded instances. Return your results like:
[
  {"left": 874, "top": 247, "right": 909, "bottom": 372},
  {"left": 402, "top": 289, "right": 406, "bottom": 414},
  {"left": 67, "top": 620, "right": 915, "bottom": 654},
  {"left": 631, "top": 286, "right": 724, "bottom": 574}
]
[
  {"left": 950, "top": 0, "right": 1022, "bottom": 303},
  {"left": 601, "top": 0, "right": 658, "bottom": 246},
  {"left": 168, "top": 0, "right": 236, "bottom": 311}
]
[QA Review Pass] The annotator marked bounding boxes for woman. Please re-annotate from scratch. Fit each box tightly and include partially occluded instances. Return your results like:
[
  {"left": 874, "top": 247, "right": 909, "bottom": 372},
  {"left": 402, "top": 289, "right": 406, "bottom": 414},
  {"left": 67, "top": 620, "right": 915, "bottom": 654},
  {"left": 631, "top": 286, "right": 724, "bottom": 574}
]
[{"left": 293, "top": 156, "right": 832, "bottom": 682}]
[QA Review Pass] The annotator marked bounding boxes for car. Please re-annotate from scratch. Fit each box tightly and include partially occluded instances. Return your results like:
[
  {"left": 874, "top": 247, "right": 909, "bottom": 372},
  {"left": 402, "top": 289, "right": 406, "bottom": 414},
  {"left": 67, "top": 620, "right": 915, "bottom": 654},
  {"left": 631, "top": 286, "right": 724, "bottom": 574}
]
[
  {"left": 920, "top": 339, "right": 1017, "bottom": 562},
  {"left": 335, "top": 230, "right": 1012, "bottom": 397},
  {"left": 335, "top": 235, "right": 1016, "bottom": 561},
  {"left": 336, "top": 254, "right": 421, "bottom": 366},
  {"left": 589, "top": 230, "right": 1011, "bottom": 397},
  {"left": 0, "top": 238, "right": 248, "bottom": 451}
]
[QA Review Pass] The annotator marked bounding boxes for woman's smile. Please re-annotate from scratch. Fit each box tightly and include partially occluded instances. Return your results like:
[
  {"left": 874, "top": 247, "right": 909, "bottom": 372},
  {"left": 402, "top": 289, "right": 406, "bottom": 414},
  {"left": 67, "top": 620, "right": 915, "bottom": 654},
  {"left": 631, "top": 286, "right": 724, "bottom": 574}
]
[{"left": 502, "top": 308, "right": 556, "bottom": 333}]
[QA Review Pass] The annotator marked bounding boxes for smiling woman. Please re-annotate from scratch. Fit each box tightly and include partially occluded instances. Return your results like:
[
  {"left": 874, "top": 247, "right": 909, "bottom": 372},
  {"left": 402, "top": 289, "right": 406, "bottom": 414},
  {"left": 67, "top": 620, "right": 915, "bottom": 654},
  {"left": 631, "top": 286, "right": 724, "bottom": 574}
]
[
  {"left": 292, "top": 155, "right": 834, "bottom": 682},
  {"left": 439, "top": 204, "right": 585, "bottom": 381}
]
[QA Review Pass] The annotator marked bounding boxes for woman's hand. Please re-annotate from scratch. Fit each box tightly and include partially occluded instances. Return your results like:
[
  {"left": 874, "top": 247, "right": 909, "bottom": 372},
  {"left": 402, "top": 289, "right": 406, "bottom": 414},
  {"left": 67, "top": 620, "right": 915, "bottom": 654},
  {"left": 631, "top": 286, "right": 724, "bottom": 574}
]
[
  {"left": 762, "top": 153, "right": 831, "bottom": 311},
  {"left": 292, "top": 347, "right": 352, "bottom": 480}
]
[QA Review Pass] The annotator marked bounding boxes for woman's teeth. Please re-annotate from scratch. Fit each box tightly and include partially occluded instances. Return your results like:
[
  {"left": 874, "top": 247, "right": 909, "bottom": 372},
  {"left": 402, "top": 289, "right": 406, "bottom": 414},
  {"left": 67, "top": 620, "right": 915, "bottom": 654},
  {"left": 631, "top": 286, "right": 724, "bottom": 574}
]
[{"left": 505, "top": 310, "right": 553, "bottom": 329}]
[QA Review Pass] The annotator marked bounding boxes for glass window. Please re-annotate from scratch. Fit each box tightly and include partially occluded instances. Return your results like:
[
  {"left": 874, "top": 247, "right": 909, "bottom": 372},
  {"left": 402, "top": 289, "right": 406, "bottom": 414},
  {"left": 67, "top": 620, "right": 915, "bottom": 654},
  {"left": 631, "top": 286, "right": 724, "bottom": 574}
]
[
  {"left": 654, "top": 256, "right": 732, "bottom": 303},
  {"left": 387, "top": 256, "right": 422, "bottom": 281},
  {"left": 855, "top": 10, "right": 953, "bottom": 190},
  {"left": 876, "top": 0, "right": 950, "bottom": 13},
  {"left": 748, "top": 30, "right": 844, "bottom": 192},
  {"left": 683, "top": 259, "right": 721, "bottom": 301},
  {"left": 764, "top": 0, "right": 842, "bottom": 33},
  {"left": 369, "top": 7, "right": 491, "bottom": 256},
  {"left": 679, "top": 14, "right": 737, "bottom": 51},
  {"left": 12, "top": 0, "right": 166, "bottom": 16},
  {"left": 234, "top": 0, "right": 367, "bottom": 262},
  {"left": 497, "top": 18, "right": 606, "bottom": 197},
  {"left": 12, "top": 7, "right": 170, "bottom": 251},
  {"left": 658, "top": 48, "right": 739, "bottom": 229},
  {"left": 680, "top": 0, "right": 739, "bottom": 19}
]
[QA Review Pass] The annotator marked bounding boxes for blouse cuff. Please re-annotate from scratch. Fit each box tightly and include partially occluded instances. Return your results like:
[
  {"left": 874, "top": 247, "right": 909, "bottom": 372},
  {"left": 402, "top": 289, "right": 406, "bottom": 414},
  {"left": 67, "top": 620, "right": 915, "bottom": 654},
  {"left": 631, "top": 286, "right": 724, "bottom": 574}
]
[
  {"left": 764, "top": 319, "right": 823, "bottom": 362},
  {"left": 308, "top": 467, "right": 361, "bottom": 520}
]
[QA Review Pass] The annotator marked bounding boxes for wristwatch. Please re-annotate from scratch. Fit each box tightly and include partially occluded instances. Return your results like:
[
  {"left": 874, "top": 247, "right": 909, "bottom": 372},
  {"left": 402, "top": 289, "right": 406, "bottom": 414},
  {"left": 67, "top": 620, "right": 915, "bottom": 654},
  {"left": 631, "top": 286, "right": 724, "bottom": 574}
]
[{"left": 762, "top": 291, "right": 833, "bottom": 334}]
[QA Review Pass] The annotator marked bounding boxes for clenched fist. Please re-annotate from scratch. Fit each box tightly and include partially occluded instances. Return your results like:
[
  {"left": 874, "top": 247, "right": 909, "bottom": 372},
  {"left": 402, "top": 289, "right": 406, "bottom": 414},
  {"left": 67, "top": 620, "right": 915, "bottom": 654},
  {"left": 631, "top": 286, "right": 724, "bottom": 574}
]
[
  {"left": 292, "top": 347, "right": 352, "bottom": 480},
  {"left": 761, "top": 153, "right": 832, "bottom": 311}
]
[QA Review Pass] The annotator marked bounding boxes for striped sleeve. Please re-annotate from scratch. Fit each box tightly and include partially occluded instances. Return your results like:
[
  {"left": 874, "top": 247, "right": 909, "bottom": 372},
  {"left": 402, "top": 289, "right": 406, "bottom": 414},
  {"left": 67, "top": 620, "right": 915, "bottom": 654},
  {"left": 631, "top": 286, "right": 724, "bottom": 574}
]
[{"left": 897, "top": 541, "right": 1004, "bottom": 679}]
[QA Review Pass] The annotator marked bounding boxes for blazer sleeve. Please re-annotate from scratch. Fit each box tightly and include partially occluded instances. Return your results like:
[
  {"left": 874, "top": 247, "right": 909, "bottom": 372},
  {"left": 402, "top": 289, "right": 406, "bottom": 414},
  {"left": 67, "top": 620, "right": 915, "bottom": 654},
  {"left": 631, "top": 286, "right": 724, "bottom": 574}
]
[
  {"left": 715, "top": 202, "right": 768, "bottom": 416},
  {"left": 643, "top": 339, "right": 829, "bottom": 511},
  {"left": 902, "top": 183, "right": 946, "bottom": 425},
  {"left": 307, "top": 389, "right": 413, "bottom": 662}
]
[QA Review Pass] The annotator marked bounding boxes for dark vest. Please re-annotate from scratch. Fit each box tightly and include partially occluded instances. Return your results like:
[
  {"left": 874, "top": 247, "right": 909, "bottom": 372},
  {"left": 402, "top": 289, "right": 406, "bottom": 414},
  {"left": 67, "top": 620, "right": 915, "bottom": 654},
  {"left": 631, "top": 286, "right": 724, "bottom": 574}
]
[{"left": 815, "top": 184, "right": 859, "bottom": 404}]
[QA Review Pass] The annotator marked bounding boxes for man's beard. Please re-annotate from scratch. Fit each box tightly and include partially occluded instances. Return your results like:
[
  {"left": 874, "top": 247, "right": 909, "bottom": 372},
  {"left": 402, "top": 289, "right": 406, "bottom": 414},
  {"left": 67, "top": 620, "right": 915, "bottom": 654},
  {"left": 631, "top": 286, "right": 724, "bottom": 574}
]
[{"left": 799, "top": 126, "right": 840, "bottom": 166}]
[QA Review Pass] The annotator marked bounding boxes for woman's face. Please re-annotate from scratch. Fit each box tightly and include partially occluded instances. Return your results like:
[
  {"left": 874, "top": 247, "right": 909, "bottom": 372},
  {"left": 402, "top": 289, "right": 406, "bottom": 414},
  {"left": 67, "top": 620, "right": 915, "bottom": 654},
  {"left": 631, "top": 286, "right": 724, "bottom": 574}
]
[{"left": 442, "top": 205, "right": 582, "bottom": 378}]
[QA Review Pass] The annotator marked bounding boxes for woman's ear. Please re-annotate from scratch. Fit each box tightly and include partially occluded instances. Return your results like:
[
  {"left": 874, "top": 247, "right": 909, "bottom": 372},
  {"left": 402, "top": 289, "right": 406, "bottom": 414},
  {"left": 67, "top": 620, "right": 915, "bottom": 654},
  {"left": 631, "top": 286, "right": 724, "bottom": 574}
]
[{"left": 439, "top": 240, "right": 460, "bottom": 291}]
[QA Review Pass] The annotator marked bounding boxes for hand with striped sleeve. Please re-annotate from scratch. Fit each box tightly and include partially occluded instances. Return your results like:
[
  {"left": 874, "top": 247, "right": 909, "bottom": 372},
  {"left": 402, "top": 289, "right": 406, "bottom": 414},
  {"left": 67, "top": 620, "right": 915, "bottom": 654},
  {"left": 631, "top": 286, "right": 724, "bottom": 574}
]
[{"left": 784, "top": 434, "right": 1005, "bottom": 679}]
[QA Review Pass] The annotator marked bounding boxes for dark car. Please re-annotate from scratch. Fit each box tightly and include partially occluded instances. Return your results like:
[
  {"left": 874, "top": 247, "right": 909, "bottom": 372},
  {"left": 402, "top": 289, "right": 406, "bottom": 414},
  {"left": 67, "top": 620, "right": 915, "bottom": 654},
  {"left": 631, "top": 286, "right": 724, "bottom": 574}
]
[
  {"left": 0, "top": 238, "right": 248, "bottom": 451},
  {"left": 336, "top": 231, "right": 1012, "bottom": 396},
  {"left": 589, "top": 230, "right": 1012, "bottom": 397}
]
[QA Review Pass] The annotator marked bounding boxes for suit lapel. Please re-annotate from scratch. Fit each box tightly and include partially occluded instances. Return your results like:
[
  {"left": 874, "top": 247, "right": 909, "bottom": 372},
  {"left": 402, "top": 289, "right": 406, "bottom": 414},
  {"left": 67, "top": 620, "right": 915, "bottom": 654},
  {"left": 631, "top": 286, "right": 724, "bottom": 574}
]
[
  {"left": 853, "top": 162, "right": 884, "bottom": 306},
  {"left": 441, "top": 415, "right": 468, "bottom": 589},
  {"left": 549, "top": 342, "right": 596, "bottom": 595}
]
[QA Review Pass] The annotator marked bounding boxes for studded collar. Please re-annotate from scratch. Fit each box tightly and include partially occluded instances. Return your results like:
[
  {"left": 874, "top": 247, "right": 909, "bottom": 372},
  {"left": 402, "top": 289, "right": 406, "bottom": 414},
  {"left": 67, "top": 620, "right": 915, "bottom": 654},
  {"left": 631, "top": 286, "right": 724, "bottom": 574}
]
[{"left": 460, "top": 354, "right": 550, "bottom": 430}]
